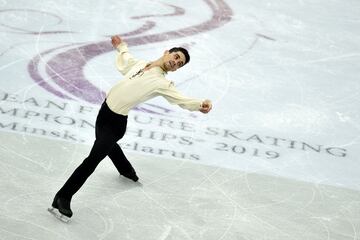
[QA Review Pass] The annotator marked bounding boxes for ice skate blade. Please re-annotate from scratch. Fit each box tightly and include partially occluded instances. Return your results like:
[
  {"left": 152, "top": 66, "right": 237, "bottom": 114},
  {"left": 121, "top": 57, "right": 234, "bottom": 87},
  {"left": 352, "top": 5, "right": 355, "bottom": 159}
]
[{"left": 47, "top": 207, "right": 71, "bottom": 223}]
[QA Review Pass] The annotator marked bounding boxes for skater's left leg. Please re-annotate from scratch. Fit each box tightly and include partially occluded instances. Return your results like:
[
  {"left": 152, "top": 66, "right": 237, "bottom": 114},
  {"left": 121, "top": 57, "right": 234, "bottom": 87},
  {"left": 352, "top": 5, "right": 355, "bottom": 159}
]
[
  {"left": 94, "top": 102, "right": 137, "bottom": 181},
  {"left": 108, "top": 144, "right": 138, "bottom": 181}
]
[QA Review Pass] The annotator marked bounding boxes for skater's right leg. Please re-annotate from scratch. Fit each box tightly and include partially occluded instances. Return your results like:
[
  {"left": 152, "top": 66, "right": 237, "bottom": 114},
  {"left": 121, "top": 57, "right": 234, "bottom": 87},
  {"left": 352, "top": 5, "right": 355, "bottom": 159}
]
[
  {"left": 55, "top": 132, "right": 120, "bottom": 200},
  {"left": 52, "top": 100, "right": 128, "bottom": 218},
  {"left": 51, "top": 194, "right": 73, "bottom": 218},
  {"left": 51, "top": 134, "right": 119, "bottom": 218}
]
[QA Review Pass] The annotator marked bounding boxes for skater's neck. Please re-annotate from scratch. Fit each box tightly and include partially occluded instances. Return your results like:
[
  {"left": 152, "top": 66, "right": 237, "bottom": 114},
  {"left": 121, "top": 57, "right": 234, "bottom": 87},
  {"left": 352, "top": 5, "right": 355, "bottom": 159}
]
[{"left": 146, "top": 58, "right": 166, "bottom": 72}]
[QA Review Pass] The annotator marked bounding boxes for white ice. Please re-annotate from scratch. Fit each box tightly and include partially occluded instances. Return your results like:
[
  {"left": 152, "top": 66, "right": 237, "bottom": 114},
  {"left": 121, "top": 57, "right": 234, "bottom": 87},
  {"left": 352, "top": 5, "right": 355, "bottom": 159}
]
[{"left": 0, "top": 0, "right": 359, "bottom": 239}]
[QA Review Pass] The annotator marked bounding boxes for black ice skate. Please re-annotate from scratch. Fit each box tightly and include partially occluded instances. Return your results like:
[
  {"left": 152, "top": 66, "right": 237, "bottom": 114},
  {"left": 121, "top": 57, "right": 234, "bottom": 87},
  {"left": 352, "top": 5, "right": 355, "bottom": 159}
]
[
  {"left": 48, "top": 195, "right": 73, "bottom": 223},
  {"left": 120, "top": 168, "right": 139, "bottom": 182}
]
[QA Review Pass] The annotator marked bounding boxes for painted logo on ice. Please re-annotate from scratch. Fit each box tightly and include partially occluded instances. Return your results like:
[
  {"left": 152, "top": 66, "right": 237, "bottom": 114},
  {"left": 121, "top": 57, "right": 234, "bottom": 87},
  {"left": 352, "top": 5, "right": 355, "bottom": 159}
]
[{"left": 24, "top": 0, "right": 233, "bottom": 116}]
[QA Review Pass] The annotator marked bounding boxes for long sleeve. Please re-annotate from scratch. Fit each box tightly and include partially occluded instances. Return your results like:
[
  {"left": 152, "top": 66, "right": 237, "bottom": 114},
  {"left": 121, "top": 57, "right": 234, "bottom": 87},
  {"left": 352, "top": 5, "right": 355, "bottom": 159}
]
[
  {"left": 115, "top": 42, "right": 139, "bottom": 75},
  {"left": 157, "top": 81, "right": 202, "bottom": 112}
]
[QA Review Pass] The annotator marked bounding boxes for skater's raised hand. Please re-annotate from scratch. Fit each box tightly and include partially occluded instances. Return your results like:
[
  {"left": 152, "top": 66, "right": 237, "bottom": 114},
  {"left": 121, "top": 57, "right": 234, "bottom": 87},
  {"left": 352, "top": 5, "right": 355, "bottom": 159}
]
[
  {"left": 111, "top": 35, "right": 122, "bottom": 48},
  {"left": 199, "top": 99, "right": 212, "bottom": 114}
]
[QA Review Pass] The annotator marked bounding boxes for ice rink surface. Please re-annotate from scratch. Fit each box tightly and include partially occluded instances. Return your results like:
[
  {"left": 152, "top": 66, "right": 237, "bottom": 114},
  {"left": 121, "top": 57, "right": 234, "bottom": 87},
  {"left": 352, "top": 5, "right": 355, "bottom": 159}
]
[{"left": 0, "top": 0, "right": 359, "bottom": 239}]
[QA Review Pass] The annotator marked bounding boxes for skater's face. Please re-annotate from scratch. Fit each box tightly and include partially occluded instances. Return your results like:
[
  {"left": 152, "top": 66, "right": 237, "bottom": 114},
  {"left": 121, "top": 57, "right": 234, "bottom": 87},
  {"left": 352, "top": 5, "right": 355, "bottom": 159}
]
[{"left": 163, "top": 50, "right": 186, "bottom": 72}]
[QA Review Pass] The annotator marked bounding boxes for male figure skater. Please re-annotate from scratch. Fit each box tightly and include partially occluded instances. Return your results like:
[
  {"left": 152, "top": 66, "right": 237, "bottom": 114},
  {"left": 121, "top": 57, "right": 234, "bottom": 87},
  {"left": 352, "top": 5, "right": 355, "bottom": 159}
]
[{"left": 49, "top": 35, "right": 212, "bottom": 222}]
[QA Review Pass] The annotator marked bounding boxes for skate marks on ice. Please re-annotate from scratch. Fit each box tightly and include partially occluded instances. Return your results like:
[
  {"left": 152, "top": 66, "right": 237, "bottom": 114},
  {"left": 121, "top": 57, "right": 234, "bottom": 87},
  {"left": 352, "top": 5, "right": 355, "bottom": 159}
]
[
  {"left": 47, "top": 207, "right": 70, "bottom": 223},
  {"left": 0, "top": 131, "right": 359, "bottom": 239}
]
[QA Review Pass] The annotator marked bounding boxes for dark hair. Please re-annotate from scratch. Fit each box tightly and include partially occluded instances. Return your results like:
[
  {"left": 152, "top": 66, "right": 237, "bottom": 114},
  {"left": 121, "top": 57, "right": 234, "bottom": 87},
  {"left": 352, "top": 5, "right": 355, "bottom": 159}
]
[{"left": 169, "top": 47, "right": 190, "bottom": 65}]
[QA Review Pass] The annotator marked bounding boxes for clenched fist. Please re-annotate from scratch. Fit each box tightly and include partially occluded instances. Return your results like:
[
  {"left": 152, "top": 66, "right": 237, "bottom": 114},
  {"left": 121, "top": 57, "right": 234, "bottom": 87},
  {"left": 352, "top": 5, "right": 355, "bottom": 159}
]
[
  {"left": 111, "top": 35, "right": 122, "bottom": 48},
  {"left": 199, "top": 99, "right": 212, "bottom": 114}
]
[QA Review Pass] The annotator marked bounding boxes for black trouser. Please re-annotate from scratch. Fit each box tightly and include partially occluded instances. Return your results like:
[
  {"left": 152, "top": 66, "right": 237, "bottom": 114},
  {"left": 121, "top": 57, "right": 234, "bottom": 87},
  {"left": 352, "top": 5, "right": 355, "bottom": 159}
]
[{"left": 56, "top": 101, "right": 133, "bottom": 200}]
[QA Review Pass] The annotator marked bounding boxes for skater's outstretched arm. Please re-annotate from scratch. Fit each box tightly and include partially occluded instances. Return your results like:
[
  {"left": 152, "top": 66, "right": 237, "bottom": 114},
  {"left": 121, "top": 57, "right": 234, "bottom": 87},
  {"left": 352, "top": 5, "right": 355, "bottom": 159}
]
[
  {"left": 111, "top": 35, "right": 139, "bottom": 75},
  {"left": 157, "top": 81, "right": 212, "bottom": 114}
]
